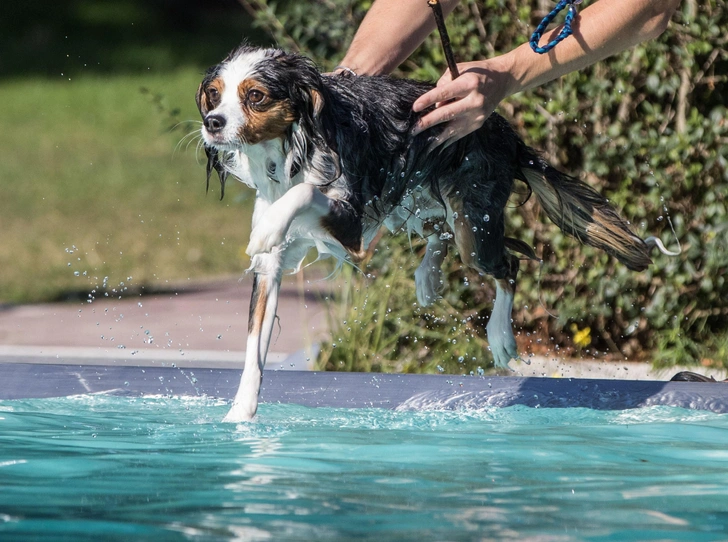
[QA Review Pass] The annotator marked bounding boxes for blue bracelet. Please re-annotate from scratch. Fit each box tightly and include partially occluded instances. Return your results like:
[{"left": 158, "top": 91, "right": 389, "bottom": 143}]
[{"left": 530, "top": 0, "right": 582, "bottom": 54}]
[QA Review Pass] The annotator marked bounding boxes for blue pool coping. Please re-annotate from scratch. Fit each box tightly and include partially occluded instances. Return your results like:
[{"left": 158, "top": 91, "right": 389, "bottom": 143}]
[{"left": 1, "top": 362, "right": 728, "bottom": 413}]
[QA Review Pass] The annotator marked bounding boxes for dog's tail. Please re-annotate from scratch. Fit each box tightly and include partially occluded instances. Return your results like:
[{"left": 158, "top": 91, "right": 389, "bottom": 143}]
[{"left": 517, "top": 143, "right": 652, "bottom": 271}]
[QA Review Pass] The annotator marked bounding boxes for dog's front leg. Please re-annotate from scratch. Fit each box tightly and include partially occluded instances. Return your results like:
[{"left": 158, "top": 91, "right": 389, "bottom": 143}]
[
  {"left": 223, "top": 252, "right": 283, "bottom": 422},
  {"left": 246, "top": 183, "right": 330, "bottom": 256}
]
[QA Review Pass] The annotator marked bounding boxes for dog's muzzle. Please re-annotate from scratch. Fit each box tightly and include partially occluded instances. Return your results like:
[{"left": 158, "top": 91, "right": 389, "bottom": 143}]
[{"left": 204, "top": 114, "right": 226, "bottom": 134}]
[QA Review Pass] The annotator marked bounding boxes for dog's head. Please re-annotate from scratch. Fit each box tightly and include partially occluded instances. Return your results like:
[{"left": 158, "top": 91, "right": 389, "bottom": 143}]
[
  {"left": 197, "top": 46, "right": 327, "bottom": 197},
  {"left": 197, "top": 46, "right": 327, "bottom": 148}
]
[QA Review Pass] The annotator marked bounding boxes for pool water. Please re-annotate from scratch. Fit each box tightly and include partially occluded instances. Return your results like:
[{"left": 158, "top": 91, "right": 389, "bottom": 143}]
[{"left": 1, "top": 396, "right": 727, "bottom": 541}]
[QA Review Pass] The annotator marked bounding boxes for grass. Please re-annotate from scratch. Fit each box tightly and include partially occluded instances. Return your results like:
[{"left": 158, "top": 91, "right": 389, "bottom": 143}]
[
  {"left": 0, "top": 0, "right": 275, "bottom": 303},
  {"left": 0, "top": 70, "right": 255, "bottom": 303}
]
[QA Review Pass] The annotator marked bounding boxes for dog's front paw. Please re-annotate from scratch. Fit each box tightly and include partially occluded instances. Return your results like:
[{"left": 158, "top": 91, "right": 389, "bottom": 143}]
[
  {"left": 246, "top": 220, "right": 289, "bottom": 256},
  {"left": 222, "top": 398, "right": 258, "bottom": 423}
]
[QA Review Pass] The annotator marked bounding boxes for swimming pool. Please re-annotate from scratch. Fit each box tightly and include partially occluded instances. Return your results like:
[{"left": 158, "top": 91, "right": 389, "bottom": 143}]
[{"left": 1, "top": 395, "right": 726, "bottom": 541}]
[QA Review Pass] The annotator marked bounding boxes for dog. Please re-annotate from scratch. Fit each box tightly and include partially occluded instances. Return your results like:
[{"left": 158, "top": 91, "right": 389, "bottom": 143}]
[{"left": 197, "top": 45, "right": 658, "bottom": 422}]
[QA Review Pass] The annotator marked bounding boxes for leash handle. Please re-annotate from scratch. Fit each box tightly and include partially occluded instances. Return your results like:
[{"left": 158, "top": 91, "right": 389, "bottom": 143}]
[{"left": 428, "top": 0, "right": 460, "bottom": 78}]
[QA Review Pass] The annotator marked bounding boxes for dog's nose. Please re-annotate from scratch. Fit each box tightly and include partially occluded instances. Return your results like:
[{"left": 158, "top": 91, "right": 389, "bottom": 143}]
[{"left": 204, "top": 114, "right": 226, "bottom": 134}]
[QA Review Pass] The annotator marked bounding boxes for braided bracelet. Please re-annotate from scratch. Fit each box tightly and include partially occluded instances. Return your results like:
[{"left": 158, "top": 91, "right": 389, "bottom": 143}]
[{"left": 333, "top": 65, "right": 358, "bottom": 76}]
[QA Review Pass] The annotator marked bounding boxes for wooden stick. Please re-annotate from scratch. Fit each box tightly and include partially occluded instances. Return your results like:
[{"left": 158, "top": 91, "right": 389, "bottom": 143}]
[{"left": 427, "top": 0, "right": 460, "bottom": 79}]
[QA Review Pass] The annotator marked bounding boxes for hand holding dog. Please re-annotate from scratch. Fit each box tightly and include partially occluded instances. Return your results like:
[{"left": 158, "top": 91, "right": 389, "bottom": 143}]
[
  {"left": 339, "top": 0, "right": 681, "bottom": 148},
  {"left": 411, "top": 59, "right": 514, "bottom": 148}
]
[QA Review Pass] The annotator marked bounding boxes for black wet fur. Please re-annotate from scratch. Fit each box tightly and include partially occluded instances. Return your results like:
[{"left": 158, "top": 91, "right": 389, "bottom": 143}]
[{"left": 200, "top": 45, "right": 651, "bottom": 278}]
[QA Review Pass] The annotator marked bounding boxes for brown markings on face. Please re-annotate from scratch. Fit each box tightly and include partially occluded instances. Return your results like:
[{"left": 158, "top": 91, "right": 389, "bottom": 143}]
[
  {"left": 237, "top": 78, "right": 296, "bottom": 144},
  {"left": 197, "top": 77, "right": 225, "bottom": 117}
]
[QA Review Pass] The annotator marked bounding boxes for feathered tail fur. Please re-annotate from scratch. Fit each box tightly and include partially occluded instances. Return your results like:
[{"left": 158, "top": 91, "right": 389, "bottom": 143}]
[{"left": 517, "top": 143, "right": 652, "bottom": 271}]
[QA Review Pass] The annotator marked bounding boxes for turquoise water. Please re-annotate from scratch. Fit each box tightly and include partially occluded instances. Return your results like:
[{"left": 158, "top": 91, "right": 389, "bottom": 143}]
[{"left": 1, "top": 396, "right": 727, "bottom": 541}]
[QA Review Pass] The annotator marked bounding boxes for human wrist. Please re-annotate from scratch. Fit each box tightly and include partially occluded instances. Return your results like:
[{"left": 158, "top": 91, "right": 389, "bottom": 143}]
[
  {"left": 493, "top": 49, "right": 526, "bottom": 98},
  {"left": 337, "top": 52, "right": 391, "bottom": 76}
]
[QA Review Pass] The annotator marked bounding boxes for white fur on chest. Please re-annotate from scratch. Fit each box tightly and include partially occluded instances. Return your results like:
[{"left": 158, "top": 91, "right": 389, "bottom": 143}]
[{"left": 228, "top": 139, "right": 291, "bottom": 202}]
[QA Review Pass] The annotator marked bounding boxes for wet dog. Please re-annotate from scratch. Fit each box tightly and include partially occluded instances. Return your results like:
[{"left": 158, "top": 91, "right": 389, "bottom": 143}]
[{"left": 197, "top": 45, "right": 656, "bottom": 421}]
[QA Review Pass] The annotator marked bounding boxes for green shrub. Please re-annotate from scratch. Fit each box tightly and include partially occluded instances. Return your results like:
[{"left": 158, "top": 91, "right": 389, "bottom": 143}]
[{"left": 250, "top": 0, "right": 728, "bottom": 370}]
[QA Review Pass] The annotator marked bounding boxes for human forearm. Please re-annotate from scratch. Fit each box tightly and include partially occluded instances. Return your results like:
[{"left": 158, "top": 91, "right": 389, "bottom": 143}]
[
  {"left": 411, "top": 0, "right": 681, "bottom": 144},
  {"left": 504, "top": 0, "right": 681, "bottom": 96},
  {"left": 338, "top": 0, "right": 459, "bottom": 75}
]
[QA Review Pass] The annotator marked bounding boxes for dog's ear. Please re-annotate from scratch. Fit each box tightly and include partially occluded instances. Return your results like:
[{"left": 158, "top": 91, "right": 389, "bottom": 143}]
[
  {"left": 298, "top": 87, "right": 325, "bottom": 140},
  {"left": 196, "top": 64, "right": 221, "bottom": 118},
  {"left": 196, "top": 82, "right": 208, "bottom": 117}
]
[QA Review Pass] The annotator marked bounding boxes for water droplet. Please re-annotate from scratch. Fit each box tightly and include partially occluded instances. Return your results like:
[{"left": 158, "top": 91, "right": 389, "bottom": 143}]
[{"left": 483, "top": 214, "right": 490, "bottom": 222}]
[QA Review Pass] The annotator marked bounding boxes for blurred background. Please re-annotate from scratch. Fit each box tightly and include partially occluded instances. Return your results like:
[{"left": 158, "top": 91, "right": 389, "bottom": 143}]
[{"left": 1, "top": 0, "right": 726, "bottom": 374}]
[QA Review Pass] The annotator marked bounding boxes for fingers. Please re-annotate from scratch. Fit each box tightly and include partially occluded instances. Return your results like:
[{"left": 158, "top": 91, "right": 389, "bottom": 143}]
[
  {"left": 425, "top": 117, "right": 469, "bottom": 152},
  {"left": 413, "top": 100, "right": 464, "bottom": 134},
  {"left": 413, "top": 90, "right": 485, "bottom": 136},
  {"left": 412, "top": 75, "right": 470, "bottom": 113}
]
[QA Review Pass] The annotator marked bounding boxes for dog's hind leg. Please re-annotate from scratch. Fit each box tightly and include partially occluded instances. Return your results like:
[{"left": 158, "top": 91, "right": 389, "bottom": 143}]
[
  {"left": 486, "top": 270, "right": 521, "bottom": 370},
  {"left": 449, "top": 201, "right": 521, "bottom": 369},
  {"left": 415, "top": 235, "right": 448, "bottom": 306}
]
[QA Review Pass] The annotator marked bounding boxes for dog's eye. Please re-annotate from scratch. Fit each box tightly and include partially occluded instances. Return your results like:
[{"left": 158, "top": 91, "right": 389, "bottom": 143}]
[
  {"left": 247, "top": 89, "right": 265, "bottom": 104},
  {"left": 207, "top": 87, "right": 220, "bottom": 102}
]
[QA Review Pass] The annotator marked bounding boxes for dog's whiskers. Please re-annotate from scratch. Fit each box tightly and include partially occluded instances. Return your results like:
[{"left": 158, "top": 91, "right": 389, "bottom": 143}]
[{"left": 174, "top": 128, "right": 203, "bottom": 156}]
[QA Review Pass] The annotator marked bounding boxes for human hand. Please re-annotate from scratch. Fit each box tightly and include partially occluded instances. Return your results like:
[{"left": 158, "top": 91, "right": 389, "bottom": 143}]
[{"left": 411, "top": 59, "right": 515, "bottom": 148}]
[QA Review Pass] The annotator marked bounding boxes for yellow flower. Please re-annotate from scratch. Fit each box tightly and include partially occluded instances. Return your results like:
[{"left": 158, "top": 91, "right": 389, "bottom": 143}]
[{"left": 570, "top": 323, "right": 591, "bottom": 348}]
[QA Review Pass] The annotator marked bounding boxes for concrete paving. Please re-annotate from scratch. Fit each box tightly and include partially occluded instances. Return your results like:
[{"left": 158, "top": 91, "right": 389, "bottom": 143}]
[
  {"left": 0, "top": 271, "right": 725, "bottom": 382},
  {"left": 0, "top": 272, "right": 330, "bottom": 371}
]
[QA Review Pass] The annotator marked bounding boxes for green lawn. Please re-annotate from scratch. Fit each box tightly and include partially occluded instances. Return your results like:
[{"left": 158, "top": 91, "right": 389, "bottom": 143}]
[{"left": 0, "top": 70, "right": 255, "bottom": 303}]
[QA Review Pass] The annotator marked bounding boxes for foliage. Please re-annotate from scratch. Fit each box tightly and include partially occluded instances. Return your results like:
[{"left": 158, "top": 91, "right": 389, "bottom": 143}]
[
  {"left": 317, "top": 235, "right": 513, "bottom": 375},
  {"left": 0, "top": 0, "right": 266, "bottom": 78},
  {"left": 254, "top": 0, "right": 728, "bottom": 370}
]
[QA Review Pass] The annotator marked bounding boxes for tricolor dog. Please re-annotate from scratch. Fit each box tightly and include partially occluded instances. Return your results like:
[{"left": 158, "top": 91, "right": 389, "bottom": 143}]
[{"left": 197, "top": 45, "right": 659, "bottom": 422}]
